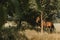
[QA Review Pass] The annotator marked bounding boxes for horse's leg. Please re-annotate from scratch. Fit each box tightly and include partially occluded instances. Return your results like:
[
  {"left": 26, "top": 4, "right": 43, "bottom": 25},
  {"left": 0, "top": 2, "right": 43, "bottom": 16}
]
[{"left": 50, "top": 24, "right": 55, "bottom": 33}]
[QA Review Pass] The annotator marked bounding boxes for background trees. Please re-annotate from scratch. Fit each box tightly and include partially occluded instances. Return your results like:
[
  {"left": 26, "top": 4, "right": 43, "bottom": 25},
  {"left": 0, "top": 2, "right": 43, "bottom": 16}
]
[
  {"left": 0, "top": 0, "right": 58, "bottom": 28},
  {"left": 0, "top": 0, "right": 8, "bottom": 29},
  {"left": 0, "top": 0, "right": 59, "bottom": 40}
]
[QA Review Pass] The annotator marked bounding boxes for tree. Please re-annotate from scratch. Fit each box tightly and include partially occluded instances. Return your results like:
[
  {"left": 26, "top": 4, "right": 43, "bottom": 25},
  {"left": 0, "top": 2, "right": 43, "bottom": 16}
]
[{"left": 0, "top": 0, "right": 8, "bottom": 29}]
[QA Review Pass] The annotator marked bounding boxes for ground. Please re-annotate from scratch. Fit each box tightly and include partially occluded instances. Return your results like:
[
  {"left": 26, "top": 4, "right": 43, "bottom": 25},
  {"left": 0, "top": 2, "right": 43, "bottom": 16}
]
[{"left": 18, "top": 29, "right": 60, "bottom": 40}]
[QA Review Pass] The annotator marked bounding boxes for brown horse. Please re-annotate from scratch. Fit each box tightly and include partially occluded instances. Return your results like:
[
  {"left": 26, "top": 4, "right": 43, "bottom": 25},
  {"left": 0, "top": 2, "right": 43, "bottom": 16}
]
[{"left": 36, "top": 16, "right": 55, "bottom": 33}]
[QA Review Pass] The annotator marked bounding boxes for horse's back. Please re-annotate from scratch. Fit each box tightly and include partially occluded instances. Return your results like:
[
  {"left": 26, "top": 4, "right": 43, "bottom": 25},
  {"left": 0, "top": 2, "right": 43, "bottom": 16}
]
[{"left": 46, "top": 22, "right": 53, "bottom": 27}]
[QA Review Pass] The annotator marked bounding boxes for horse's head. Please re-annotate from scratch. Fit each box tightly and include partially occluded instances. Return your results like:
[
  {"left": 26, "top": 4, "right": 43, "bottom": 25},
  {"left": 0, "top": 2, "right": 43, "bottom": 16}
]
[{"left": 36, "top": 16, "right": 41, "bottom": 23}]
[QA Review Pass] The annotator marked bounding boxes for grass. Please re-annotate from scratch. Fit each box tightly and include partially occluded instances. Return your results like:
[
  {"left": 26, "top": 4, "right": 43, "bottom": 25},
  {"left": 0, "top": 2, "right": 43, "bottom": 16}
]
[
  {"left": 18, "top": 29, "right": 60, "bottom": 40},
  {"left": 0, "top": 28, "right": 60, "bottom": 40}
]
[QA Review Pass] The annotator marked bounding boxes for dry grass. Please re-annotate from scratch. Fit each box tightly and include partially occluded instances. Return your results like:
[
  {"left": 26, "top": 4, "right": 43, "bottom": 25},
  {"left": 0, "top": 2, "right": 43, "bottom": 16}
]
[
  {"left": 0, "top": 29, "right": 60, "bottom": 40},
  {"left": 18, "top": 29, "right": 60, "bottom": 40}
]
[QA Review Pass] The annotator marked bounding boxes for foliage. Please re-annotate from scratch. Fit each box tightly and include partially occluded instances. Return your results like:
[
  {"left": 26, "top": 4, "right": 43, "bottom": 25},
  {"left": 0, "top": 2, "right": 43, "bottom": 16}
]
[
  {"left": 0, "top": 28, "right": 28, "bottom": 40},
  {"left": 0, "top": 0, "right": 8, "bottom": 29},
  {"left": 0, "top": 0, "right": 58, "bottom": 40}
]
